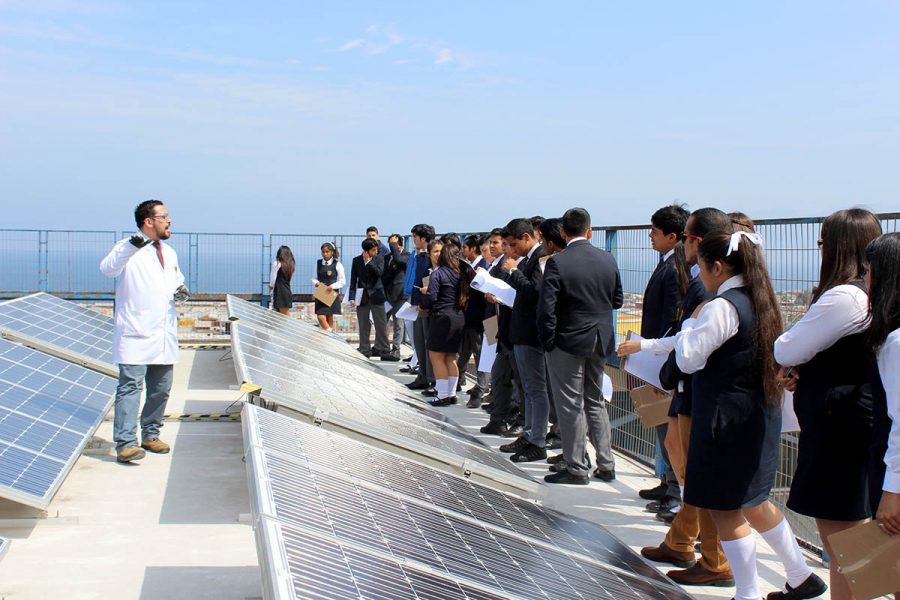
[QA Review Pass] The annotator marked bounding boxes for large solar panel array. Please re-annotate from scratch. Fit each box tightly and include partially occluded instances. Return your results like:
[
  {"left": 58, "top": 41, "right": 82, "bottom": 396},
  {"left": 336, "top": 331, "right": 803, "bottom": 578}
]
[
  {"left": 0, "top": 293, "right": 115, "bottom": 377},
  {"left": 244, "top": 404, "right": 691, "bottom": 600},
  {"left": 227, "top": 295, "right": 536, "bottom": 493},
  {"left": 0, "top": 338, "right": 116, "bottom": 508}
]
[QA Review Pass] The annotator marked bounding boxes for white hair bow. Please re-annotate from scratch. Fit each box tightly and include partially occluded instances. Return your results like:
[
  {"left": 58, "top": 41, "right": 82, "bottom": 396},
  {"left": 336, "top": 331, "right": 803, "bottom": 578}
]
[{"left": 726, "top": 231, "right": 763, "bottom": 256}]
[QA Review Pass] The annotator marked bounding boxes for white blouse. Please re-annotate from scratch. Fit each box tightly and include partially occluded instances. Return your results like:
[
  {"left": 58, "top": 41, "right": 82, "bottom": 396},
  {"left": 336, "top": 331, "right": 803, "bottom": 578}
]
[
  {"left": 675, "top": 275, "right": 744, "bottom": 374},
  {"left": 879, "top": 329, "right": 900, "bottom": 493},
  {"left": 313, "top": 259, "right": 346, "bottom": 290},
  {"left": 774, "top": 284, "right": 869, "bottom": 367}
]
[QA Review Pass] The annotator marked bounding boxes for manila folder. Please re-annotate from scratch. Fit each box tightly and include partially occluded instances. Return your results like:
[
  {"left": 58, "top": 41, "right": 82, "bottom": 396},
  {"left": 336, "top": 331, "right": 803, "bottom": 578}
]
[
  {"left": 829, "top": 520, "right": 900, "bottom": 600},
  {"left": 631, "top": 385, "right": 672, "bottom": 428},
  {"left": 313, "top": 284, "right": 338, "bottom": 306}
]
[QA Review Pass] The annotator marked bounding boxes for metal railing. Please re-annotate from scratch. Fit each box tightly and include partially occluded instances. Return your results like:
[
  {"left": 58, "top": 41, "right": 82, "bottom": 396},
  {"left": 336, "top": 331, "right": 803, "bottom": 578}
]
[{"left": 2, "top": 212, "right": 898, "bottom": 553}]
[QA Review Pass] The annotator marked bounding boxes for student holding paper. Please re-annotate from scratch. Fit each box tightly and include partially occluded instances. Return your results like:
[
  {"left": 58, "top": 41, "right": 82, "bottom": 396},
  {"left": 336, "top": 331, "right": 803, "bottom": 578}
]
[
  {"left": 774, "top": 209, "right": 882, "bottom": 600},
  {"left": 622, "top": 207, "right": 733, "bottom": 586},
  {"left": 458, "top": 234, "right": 490, "bottom": 406},
  {"left": 406, "top": 224, "right": 437, "bottom": 393},
  {"left": 866, "top": 233, "right": 900, "bottom": 539},
  {"left": 313, "top": 242, "right": 345, "bottom": 330},
  {"left": 380, "top": 234, "right": 410, "bottom": 361},
  {"left": 676, "top": 230, "right": 825, "bottom": 600}
]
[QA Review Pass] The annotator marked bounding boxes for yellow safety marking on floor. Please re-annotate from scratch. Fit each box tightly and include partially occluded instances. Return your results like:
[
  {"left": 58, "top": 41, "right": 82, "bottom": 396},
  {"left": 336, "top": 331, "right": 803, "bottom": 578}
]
[
  {"left": 164, "top": 413, "right": 241, "bottom": 422},
  {"left": 240, "top": 382, "right": 262, "bottom": 393}
]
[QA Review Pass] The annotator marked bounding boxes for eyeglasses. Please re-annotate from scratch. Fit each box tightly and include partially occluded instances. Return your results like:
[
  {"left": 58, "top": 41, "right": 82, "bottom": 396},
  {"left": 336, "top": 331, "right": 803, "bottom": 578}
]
[
  {"left": 682, "top": 231, "right": 703, "bottom": 241},
  {"left": 150, "top": 214, "right": 171, "bottom": 221}
]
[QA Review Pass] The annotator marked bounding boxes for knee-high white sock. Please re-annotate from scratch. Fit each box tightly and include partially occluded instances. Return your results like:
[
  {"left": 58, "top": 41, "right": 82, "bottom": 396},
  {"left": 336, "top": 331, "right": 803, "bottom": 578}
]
[
  {"left": 436, "top": 379, "right": 449, "bottom": 399},
  {"left": 447, "top": 375, "right": 459, "bottom": 395},
  {"left": 721, "top": 534, "right": 761, "bottom": 600},
  {"left": 759, "top": 518, "right": 813, "bottom": 588}
]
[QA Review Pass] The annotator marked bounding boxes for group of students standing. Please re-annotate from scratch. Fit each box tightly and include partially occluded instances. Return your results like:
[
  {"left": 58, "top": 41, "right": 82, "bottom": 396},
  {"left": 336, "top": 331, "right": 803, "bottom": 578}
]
[
  {"left": 267, "top": 206, "right": 900, "bottom": 600},
  {"left": 617, "top": 206, "right": 899, "bottom": 600}
]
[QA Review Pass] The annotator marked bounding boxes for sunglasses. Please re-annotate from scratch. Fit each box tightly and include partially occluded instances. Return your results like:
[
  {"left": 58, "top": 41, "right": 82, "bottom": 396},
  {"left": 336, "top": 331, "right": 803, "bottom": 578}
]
[{"left": 682, "top": 231, "right": 703, "bottom": 241}]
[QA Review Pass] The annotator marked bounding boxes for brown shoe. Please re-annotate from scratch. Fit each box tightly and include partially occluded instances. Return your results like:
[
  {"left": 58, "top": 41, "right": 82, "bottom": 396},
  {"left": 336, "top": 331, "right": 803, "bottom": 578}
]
[
  {"left": 116, "top": 445, "right": 146, "bottom": 463},
  {"left": 141, "top": 438, "right": 171, "bottom": 454},
  {"left": 667, "top": 563, "right": 735, "bottom": 587},
  {"left": 640, "top": 543, "right": 696, "bottom": 568}
]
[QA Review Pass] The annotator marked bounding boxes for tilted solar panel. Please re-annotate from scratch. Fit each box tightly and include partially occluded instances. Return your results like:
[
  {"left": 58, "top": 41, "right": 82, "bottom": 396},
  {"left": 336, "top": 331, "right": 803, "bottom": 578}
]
[
  {"left": 244, "top": 404, "right": 691, "bottom": 600},
  {"left": 231, "top": 323, "right": 535, "bottom": 492},
  {"left": 0, "top": 338, "right": 116, "bottom": 508},
  {"left": 0, "top": 293, "right": 115, "bottom": 377}
]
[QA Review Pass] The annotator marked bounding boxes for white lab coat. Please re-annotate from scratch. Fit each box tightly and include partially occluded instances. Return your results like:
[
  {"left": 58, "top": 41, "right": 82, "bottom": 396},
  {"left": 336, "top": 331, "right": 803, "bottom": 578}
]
[{"left": 100, "top": 237, "right": 184, "bottom": 365}]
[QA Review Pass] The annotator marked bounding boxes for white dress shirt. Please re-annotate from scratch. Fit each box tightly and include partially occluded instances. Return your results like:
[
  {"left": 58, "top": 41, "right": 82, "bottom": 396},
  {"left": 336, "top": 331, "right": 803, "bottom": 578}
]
[
  {"left": 312, "top": 259, "right": 346, "bottom": 290},
  {"left": 774, "top": 284, "right": 869, "bottom": 366},
  {"left": 100, "top": 236, "right": 184, "bottom": 365},
  {"left": 879, "top": 329, "right": 900, "bottom": 493},
  {"left": 268, "top": 260, "right": 281, "bottom": 291},
  {"left": 675, "top": 275, "right": 744, "bottom": 374}
]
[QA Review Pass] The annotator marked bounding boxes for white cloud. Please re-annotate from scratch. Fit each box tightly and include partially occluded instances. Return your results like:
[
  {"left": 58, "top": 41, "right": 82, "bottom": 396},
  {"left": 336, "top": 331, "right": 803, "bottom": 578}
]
[
  {"left": 338, "top": 38, "right": 364, "bottom": 52},
  {"left": 433, "top": 49, "right": 453, "bottom": 65},
  {"left": 333, "top": 24, "right": 471, "bottom": 69}
]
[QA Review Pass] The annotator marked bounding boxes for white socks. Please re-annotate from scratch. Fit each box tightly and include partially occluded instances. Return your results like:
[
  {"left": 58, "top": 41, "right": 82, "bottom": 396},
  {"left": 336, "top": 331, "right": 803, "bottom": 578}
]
[
  {"left": 436, "top": 379, "right": 449, "bottom": 399},
  {"left": 760, "top": 518, "right": 813, "bottom": 588},
  {"left": 447, "top": 376, "right": 459, "bottom": 396},
  {"left": 721, "top": 534, "right": 761, "bottom": 600}
]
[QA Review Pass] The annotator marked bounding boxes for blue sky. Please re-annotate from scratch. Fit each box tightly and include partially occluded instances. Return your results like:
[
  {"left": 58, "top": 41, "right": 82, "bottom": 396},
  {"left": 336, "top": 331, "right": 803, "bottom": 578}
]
[{"left": 1, "top": 1, "right": 898, "bottom": 234}]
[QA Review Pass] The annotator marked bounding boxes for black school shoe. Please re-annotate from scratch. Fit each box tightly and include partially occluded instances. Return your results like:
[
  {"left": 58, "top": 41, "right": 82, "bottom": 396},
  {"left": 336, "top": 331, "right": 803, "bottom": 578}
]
[
  {"left": 479, "top": 421, "right": 507, "bottom": 435},
  {"left": 592, "top": 468, "right": 615, "bottom": 482},
  {"left": 544, "top": 470, "right": 590, "bottom": 485},
  {"left": 428, "top": 396, "right": 457, "bottom": 407},
  {"left": 765, "top": 574, "right": 827, "bottom": 600},
  {"left": 511, "top": 444, "right": 547, "bottom": 463},
  {"left": 501, "top": 424, "right": 523, "bottom": 438},
  {"left": 499, "top": 436, "right": 529, "bottom": 454},
  {"left": 639, "top": 482, "right": 667, "bottom": 500}
]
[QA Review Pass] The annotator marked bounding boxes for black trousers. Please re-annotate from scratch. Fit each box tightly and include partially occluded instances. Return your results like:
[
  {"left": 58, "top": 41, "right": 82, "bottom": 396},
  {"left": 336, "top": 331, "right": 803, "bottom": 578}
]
[{"left": 488, "top": 344, "right": 523, "bottom": 426}]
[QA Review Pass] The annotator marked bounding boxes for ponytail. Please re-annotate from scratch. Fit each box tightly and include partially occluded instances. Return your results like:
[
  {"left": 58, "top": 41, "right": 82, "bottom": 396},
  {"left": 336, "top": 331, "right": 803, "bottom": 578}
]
[{"left": 699, "top": 231, "right": 783, "bottom": 405}]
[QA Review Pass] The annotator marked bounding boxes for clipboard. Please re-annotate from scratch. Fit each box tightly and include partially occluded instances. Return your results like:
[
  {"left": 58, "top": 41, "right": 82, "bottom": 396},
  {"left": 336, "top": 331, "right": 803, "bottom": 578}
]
[
  {"left": 829, "top": 520, "right": 900, "bottom": 599},
  {"left": 483, "top": 315, "right": 499, "bottom": 344},
  {"left": 313, "top": 284, "right": 338, "bottom": 306},
  {"left": 630, "top": 385, "right": 672, "bottom": 428}
]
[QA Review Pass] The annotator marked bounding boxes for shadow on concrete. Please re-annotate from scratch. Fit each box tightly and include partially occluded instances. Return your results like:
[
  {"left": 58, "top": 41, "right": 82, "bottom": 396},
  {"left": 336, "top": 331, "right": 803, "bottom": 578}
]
[
  {"left": 158, "top": 421, "right": 250, "bottom": 524},
  {"left": 187, "top": 349, "right": 237, "bottom": 390},
  {"left": 140, "top": 566, "right": 261, "bottom": 600}
]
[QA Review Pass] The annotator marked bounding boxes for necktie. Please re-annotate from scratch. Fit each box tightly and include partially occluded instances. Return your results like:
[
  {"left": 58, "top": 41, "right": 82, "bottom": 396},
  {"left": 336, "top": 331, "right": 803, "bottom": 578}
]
[{"left": 153, "top": 241, "right": 165, "bottom": 268}]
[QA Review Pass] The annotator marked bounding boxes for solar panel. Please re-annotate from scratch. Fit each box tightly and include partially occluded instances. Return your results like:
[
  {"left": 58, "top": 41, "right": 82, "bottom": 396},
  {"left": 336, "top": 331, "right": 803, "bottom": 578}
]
[
  {"left": 0, "top": 338, "right": 116, "bottom": 508},
  {"left": 0, "top": 293, "right": 115, "bottom": 377},
  {"left": 227, "top": 297, "right": 536, "bottom": 493},
  {"left": 244, "top": 404, "right": 691, "bottom": 600}
]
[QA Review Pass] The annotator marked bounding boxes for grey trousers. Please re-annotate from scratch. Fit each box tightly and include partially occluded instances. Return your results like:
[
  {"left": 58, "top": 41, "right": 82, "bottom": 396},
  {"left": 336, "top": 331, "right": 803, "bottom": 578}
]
[
  {"left": 412, "top": 313, "right": 434, "bottom": 385},
  {"left": 457, "top": 326, "right": 490, "bottom": 391},
  {"left": 514, "top": 344, "right": 551, "bottom": 447},
  {"left": 547, "top": 342, "right": 614, "bottom": 476},
  {"left": 385, "top": 300, "right": 406, "bottom": 350},
  {"left": 357, "top": 302, "right": 390, "bottom": 354},
  {"left": 488, "top": 344, "right": 523, "bottom": 426}
]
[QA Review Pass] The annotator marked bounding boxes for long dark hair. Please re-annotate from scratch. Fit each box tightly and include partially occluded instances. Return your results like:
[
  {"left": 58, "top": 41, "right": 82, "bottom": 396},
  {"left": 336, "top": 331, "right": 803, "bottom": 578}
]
[
  {"left": 699, "top": 232, "right": 783, "bottom": 405},
  {"left": 688, "top": 207, "right": 733, "bottom": 239},
  {"left": 673, "top": 242, "right": 691, "bottom": 301},
  {"left": 812, "top": 208, "right": 882, "bottom": 304},
  {"left": 438, "top": 244, "right": 474, "bottom": 309},
  {"left": 866, "top": 233, "right": 900, "bottom": 353},
  {"left": 728, "top": 212, "right": 755, "bottom": 233},
  {"left": 276, "top": 245, "right": 295, "bottom": 281}
]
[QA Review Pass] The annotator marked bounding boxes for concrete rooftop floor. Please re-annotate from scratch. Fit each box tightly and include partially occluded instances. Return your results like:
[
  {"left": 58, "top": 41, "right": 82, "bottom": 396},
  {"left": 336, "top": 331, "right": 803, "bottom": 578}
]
[{"left": 0, "top": 347, "right": 829, "bottom": 599}]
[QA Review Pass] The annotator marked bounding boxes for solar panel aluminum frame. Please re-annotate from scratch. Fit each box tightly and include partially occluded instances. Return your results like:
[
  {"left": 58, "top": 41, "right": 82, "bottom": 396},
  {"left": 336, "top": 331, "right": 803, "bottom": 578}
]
[
  {"left": 0, "top": 294, "right": 117, "bottom": 378},
  {"left": 235, "top": 335, "right": 540, "bottom": 497},
  {"left": 0, "top": 537, "right": 9, "bottom": 563}
]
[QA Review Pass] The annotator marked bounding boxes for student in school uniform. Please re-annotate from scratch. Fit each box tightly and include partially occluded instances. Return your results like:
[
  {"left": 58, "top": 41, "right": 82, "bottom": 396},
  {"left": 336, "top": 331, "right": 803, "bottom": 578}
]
[
  {"left": 419, "top": 243, "right": 473, "bottom": 407},
  {"left": 406, "top": 224, "right": 437, "bottom": 392},
  {"left": 621, "top": 207, "right": 734, "bottom": 586},
  {"left": 538, "top": 217, "right": 567, "bottom": 450},
  {"left": 458, "top": 234, "right": 490, "bottom": 406},
  {"left": 865, "top": 232, "right": 900, "bottom": 539},
  {"left": 269, "top": 245, "right": 296, "bottom": 316},
  {"left": 380, "top": 234, "right": 410, "bottom": 361},
  {"left": 675, "top": 230, "right": 826, "bottom": 600},
  {"left": 312, "top": 242, "right": 345, "bottom": 331},
  {"left": 774, "top": 208, "right": 882, "bottom": 600},
  {"left": 348, "top": 239, "right": 390, "bottom": 358}
]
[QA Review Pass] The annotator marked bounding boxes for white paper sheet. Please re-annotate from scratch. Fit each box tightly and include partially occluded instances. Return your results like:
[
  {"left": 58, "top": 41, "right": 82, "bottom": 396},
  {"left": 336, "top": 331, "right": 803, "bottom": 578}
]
[
  {"left": 471, "top": 268, "right": 517, "bottom": 307},
  {"left": 353, "top": 288, "right": 363, "bottom": 305},
  {"left": 602, "top": 373, "right": 613, "bottom": 401},
  {"left": 781, "top": 389, "right": 799, "bottom": 433},
  {"left": 622, "top": 332, "right": 671, "bottom": 391},
  {"left": 395, "top": 302, "right": 419, "bottom": 321},
  {"left": 384, "top": 301, "right": 392, "bottom": 314},
  {"left": 478, "top": 334, "right": 498, "bottom": 372}
]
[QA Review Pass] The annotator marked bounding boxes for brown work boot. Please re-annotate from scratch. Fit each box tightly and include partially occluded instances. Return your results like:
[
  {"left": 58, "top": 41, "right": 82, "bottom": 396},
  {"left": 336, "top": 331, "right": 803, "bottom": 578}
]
[
  {"left": 667, "top": 563, "right": 735, "bottom": 587},
  {"left": 141, "top": 438, "right": 171, "bottom": 454},
  {"left": 640, "top": 542, "right": 696, "bottom": 568},
  {"left": 116, "top": 445, "right": 146, "bottom": 463}
]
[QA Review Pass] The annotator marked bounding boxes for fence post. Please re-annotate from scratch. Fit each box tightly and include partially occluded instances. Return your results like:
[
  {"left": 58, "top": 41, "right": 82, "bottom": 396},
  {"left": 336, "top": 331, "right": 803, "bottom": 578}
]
[
  {"left": 605, "top": 229, "right": 621, "bottom": 367},
  {"left": 261, "top": 234, "right": 271, "bottom": 307},
  {"left": 38, "top": 230, "right": 49, "bottom": 292},
  {"left": 188, "top": 233, "right": 199, "bottom": 295}
]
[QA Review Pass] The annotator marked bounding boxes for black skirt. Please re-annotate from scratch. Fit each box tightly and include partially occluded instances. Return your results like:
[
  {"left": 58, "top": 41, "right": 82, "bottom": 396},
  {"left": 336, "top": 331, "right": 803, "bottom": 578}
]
[
  {"left": 314, "top": 296, "right": 342, "bottom": 315},
  {"left": 684, "top": 393, "right": 781, "bottom": 510},
  {"left": 427, "top": 311, "right": 465, "bottom": 353},
  {"left": 788, "top": 385, "right": 873, "bottom": 520},
  {"left": 272, "top": 280, "right": 293, "bottom": 310}
]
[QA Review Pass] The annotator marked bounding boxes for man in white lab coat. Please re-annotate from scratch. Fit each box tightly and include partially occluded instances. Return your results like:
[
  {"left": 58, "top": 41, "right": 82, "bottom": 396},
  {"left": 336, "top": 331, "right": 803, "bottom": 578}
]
[{"left": 100, "top": 200, "right": 186, "bottom": 463}]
